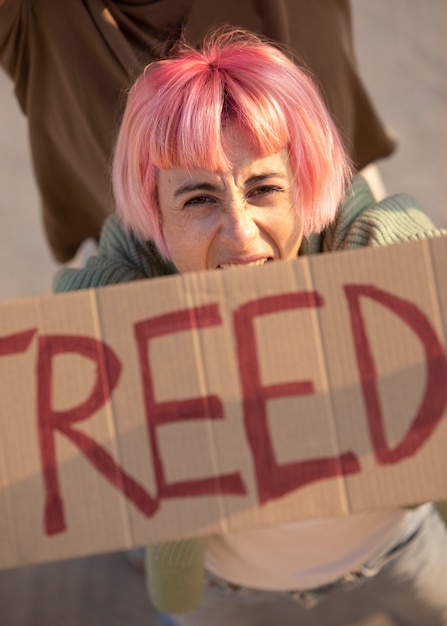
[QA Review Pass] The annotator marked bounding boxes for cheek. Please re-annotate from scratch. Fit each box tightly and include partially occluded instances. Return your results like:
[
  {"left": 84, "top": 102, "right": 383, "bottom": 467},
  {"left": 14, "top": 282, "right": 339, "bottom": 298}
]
[
  {"left": 276, "top": 209, "right": 303, "bottom": 257},
  {"left": 163, "top": 220, "right": 210, "bottom": 273},
  {"left": 161, "top": 219, "right": 186, "bottom": 263}
]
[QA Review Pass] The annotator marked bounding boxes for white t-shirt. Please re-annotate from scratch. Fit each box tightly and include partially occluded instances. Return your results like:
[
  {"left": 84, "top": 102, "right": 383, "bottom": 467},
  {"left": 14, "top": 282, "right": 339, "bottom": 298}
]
[{"left": 205, "top": 509, "right": 409, "bottom": 590}]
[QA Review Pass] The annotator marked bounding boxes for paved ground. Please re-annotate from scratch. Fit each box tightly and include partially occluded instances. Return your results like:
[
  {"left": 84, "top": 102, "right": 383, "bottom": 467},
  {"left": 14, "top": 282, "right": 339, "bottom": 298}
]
[{"left": 0, "top": 1, "right": 445, "bottom": 624}]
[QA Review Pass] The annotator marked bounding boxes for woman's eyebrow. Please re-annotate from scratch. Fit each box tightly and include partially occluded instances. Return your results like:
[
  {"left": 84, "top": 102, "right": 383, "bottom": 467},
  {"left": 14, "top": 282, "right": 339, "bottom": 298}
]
[
  {"left": 245, "top": 172, "right": 288, "bottom": 185},
  {"left": 174, "top": 182, "right": 219, "bottom": 198}
]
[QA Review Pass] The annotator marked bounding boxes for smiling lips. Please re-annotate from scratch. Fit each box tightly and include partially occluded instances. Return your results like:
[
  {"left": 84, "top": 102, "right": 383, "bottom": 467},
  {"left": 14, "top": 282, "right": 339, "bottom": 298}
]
[{"left": 216, "top": 257, "right": 273, "bottom": 269}]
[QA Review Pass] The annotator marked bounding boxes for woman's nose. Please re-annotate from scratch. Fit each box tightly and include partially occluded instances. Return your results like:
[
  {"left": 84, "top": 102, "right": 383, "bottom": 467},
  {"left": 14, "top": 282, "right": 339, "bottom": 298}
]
[{"left": 219, "top": 204, "right": 258, "bottom": 248}]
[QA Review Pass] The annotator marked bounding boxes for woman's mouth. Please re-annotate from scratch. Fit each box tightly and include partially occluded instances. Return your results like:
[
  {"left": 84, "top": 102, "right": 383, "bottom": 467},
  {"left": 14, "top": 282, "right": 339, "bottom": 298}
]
[{"left": 216, "top": 257, "right": 273, "bottom": 270}]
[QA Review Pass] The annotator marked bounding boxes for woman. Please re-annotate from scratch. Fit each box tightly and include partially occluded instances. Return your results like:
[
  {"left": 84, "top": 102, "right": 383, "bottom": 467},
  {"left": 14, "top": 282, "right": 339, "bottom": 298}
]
[
  {"left": 55, "top": 28, "right": 447, "bottom": 626},
  {"left": 0, "top": 0, "right": 393, "bottom": 263}
]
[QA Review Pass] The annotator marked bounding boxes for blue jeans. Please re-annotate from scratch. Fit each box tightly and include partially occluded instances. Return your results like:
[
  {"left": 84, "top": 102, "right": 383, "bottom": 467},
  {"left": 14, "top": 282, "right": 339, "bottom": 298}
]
[{"left": 158, "top": 505, "right": 447, "bottom": 626}]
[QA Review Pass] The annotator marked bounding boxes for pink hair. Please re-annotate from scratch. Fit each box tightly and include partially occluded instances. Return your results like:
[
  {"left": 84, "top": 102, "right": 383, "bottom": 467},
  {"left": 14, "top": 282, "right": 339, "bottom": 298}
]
[{"left": 112, "top": 28, "right": 352, "bottom": 259}]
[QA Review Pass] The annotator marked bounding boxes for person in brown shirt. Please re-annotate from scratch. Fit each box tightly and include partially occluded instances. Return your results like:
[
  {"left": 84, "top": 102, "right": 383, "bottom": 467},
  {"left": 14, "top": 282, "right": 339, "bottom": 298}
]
[{"left": 0, "top": 0, "right": 394, "bottom": 263}]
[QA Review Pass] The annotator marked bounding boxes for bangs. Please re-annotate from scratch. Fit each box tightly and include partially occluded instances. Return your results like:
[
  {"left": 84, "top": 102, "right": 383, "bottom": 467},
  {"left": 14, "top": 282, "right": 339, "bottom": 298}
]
[{"left": 139, "top": 66, "right": 290, "bottom": 173}]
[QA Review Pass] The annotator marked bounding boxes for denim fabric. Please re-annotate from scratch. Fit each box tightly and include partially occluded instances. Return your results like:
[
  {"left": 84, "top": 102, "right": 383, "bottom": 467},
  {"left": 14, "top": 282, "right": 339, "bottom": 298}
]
[{"left": 158, "top": 505, "right": 447, "bottom": 626}]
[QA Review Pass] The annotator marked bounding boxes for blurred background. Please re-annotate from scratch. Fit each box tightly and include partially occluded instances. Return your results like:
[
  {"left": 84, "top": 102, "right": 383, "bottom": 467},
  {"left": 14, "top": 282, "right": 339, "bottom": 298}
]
[{"left": 0, "top": 1, "right": 445, "bottom": 624}]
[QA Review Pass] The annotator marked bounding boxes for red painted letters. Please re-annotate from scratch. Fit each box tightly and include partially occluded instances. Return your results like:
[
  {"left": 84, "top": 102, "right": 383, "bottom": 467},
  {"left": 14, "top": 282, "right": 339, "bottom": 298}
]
[
  {"left": 3, "top": 279, "right": 444, "bottom": 538},
  {"left": 0, "top": 329, "right": 36, "bottom": 355},
  {"left": 134, "top": 304, "right": 246, "bottom": 499},
  {"left": 234, "top": 292, "right": 361, "bottom": 505},
  {"left": 345, "top": 284, "right": 447, "bottom": 464},
  {"left": 37, "top": 334, "right": 159, "bottom": 535}
]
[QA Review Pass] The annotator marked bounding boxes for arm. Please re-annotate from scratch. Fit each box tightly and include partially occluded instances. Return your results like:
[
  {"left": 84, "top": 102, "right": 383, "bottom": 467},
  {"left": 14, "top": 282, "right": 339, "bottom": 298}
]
[
  {"left": 146, "top": 538, "right": 206, "bottom": 614},
  {"left": 0, "top": 0, "right": 27, "bottom": 83},
  {"left": 53, "top": 215, "right": 177, "bottom": 293},
  {"left": 321, "top": 175, "right": 447, "bottom": 254}
]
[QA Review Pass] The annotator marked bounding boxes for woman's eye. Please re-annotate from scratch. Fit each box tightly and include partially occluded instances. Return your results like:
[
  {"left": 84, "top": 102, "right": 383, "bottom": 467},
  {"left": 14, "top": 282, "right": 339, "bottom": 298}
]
[
  {"left": 249, "top": 185, "right": 282, "bottom": 197},
  {"left": 183, "top": 195, "right": 215, "bottom": 207}
]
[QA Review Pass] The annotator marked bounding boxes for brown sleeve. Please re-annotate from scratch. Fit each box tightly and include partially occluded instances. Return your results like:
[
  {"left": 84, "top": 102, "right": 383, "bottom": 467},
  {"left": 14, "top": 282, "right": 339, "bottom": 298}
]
[{"left": 0, "top": 0, "right": 27, "bottom": 84}]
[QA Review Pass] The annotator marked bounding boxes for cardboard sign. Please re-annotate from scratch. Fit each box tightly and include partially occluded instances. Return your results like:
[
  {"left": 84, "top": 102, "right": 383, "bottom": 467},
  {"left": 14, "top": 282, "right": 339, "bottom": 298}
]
[{"left": 1, "top": 235, "right": 447, "bottom": 570}]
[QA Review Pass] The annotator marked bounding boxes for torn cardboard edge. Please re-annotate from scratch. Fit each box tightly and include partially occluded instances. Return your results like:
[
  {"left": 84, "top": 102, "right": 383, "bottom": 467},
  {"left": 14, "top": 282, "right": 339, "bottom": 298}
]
[{"left": 0, "top": 234, "right": 446, "bottom": 570}]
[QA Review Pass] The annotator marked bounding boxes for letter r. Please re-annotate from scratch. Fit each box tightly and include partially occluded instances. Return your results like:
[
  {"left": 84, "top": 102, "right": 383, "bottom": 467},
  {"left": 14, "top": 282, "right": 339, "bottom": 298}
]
[{"left": 38, "top": 334, "right": 158, "bottom": 535}]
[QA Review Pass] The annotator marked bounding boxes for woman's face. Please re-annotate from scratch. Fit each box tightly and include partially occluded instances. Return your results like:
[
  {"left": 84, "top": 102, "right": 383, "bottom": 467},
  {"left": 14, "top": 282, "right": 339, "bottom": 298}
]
[{"left": 158, "top": 125, "right": 303, "bottom": 273}]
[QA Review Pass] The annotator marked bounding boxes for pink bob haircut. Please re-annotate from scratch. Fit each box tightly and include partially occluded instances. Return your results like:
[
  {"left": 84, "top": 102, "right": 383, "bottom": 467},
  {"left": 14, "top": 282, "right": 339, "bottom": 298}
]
[{"left": 112, "top": 28, "right": 352, "bottom": 259}]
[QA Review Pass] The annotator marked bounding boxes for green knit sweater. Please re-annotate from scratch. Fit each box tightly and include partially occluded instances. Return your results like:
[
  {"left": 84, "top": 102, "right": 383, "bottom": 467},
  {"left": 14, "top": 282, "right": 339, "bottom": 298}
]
[{"left": 54, "top": 175, "right": 447, "bottom": 614}]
